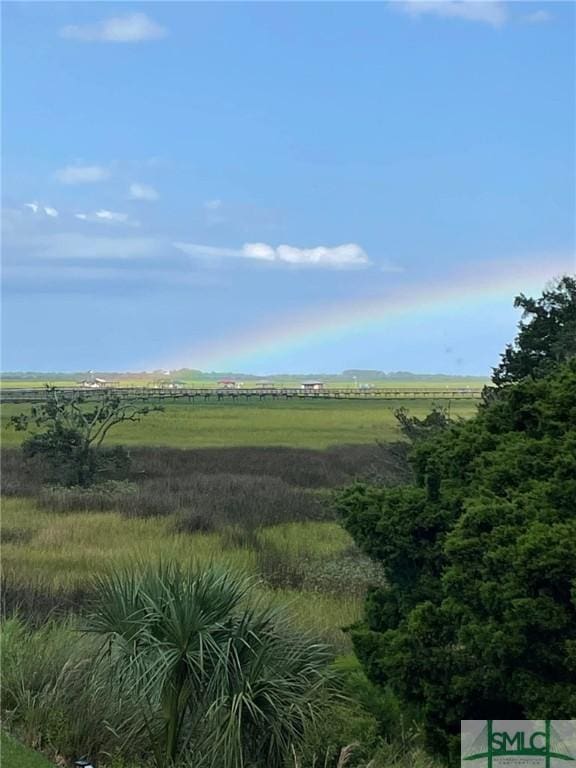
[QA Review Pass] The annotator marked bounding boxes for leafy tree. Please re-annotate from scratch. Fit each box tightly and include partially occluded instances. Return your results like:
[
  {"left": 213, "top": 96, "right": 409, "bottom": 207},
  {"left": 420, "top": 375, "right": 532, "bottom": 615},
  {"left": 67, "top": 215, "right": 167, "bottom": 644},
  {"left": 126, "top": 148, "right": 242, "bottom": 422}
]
[
  {"left": 337, "top": 279, "right": 576, "bottom": 763},
  {"left": 9, "top": 387, "right": 161, "bottom": 486},
  {"left": 492, "top": 275, "right": 576, "bottom": 386},
  {"left": 394, "top": 405, "right": 455, "bottom": 442},
  {"left": 86, "top": 563, "right": 333, "bottom": 768}
]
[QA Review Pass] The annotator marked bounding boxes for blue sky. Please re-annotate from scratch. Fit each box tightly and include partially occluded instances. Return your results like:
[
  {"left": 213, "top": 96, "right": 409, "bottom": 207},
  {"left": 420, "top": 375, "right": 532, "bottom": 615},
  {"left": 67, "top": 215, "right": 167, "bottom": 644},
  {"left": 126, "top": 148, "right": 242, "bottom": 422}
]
[{"left": 2, "top": 1, "right": 574, "bottom": 374}]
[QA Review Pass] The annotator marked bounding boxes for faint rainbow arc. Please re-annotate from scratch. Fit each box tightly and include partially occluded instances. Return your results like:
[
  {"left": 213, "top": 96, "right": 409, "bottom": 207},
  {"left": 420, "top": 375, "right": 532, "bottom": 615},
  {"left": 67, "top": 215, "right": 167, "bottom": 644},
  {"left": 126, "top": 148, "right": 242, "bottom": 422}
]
[{"left": 163, "top": 259, "right": 572, "bottom": 370}]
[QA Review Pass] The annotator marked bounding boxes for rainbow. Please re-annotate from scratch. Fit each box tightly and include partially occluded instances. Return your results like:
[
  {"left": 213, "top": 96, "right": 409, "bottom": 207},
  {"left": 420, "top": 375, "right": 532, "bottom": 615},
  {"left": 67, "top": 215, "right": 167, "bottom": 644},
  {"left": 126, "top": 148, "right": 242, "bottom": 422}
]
[{"left": 163, "top": 257, "right": 573, "bottom": 371}]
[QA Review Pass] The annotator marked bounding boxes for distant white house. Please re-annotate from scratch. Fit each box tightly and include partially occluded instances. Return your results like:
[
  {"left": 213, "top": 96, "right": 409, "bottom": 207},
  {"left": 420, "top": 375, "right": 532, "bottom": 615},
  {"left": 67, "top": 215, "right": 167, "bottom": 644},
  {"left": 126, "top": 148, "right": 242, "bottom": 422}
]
[
  {"left": 300, "top": 380, "right": 324, "bottom": 391},
  {"left": 79, "top": 377, "right": 107, "bottom": 388},
  {"left": 153, "top": 379, "right": 186, "bottom": 390},
  {"left": 218, "top": 379, "right": 240, "bottom": 389}
]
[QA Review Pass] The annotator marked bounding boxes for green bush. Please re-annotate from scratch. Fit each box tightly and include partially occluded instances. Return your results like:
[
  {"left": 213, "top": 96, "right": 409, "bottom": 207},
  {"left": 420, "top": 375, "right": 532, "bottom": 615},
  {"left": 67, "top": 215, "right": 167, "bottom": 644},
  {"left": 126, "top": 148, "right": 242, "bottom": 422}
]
[
  {"left": 337, "top": 360, "right": 576, "bottom": 761},
  {"left": 336, "top": 278, "right": 576, "bottom": 762}
]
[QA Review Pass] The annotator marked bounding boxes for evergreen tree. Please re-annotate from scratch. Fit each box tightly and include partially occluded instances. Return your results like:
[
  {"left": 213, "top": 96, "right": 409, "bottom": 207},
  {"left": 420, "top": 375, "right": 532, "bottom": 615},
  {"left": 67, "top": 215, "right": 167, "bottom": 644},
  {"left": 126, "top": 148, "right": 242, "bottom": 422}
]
[{"left": 337, "top": 277, "right": 576, "bottom": 762}]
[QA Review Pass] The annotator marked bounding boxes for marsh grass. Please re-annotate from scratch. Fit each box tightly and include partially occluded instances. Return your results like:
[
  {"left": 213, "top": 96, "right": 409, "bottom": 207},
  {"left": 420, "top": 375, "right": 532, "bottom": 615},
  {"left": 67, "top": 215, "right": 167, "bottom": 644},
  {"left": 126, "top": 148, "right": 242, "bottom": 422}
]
[
  {"left": 0, "top": 396, "right": 462, "bottom": 767},
  {"left": 2, "top": 441, "right": 410, "bottom": 496},
  {"left": 1, "top": 431, "right": 394, "bottom": 646},
  {"left": 1, "top": 613, "right": 440, "bottom": 768},
  {"left": 0, "top": 617, "right": 154, "bottom": 763},
  {"left": 1, "top": 398, "right": 479, "bottom": 449},
  {"left": 1, "top": 499, "right": 370, "bottom": 644}
]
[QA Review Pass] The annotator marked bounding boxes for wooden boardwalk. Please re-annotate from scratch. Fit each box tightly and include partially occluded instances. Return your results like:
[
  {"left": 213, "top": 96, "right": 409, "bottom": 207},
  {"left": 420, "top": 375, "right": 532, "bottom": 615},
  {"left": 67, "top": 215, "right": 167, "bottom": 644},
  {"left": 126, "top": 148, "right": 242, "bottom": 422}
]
[{"left": 1, "top": 385, "right": 485, "bottom": 404}]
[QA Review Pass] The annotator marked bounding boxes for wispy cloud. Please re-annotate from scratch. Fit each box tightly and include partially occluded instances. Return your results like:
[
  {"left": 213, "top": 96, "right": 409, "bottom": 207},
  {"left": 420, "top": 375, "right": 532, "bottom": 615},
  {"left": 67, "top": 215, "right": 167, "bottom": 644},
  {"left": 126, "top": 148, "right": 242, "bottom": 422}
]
[
  {"left": 75, "top": 209, "right": 137, "bottom": 226},
  {"left": 173, "top": 243, "right": 240, "bottom": 259},
  {"left": 173, "top": 241, "right": 372, "bottom": 269},
  {"left": 60, "top": 13, "right": 167, "bottom": 43},
  {"left": 129, "top": 183, "right": 159, "bottom": 201},
  {"left": 395, "top": 1, "right": 508, "bottom": 28},
  {"left": 55, "top": 164, "right": 110, "bottom": 184},
  {"left": 524, "top": 9, "right": 552, "bottom": 23},
  {"left": 24, "top": 202, "right": 59, "bottom": 218},
  {"left": 32, "top": 233, "right": 161, "bottom": 260},
  {"left": 21, "top": 202, "right": 137, "bottom": 226}
]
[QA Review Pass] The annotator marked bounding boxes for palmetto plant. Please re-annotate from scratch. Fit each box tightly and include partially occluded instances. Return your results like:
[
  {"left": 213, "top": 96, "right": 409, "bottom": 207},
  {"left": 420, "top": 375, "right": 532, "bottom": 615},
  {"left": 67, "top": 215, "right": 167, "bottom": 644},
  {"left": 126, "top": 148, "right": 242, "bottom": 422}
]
[{"left": 85, "top": 562, "right": 334, "bottom": 768}]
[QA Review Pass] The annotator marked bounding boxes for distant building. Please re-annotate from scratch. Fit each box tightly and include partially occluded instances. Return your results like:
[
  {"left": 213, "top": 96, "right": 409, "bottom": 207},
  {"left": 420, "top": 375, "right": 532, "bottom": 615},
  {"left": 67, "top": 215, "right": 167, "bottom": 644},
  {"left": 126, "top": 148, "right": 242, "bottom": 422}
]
[
  {"left": 153, "top": 379, "right": 186, "bottom": 389},
  {"left": 79, "top": 376, "right": 108, "bottom": 388},
  {"left": 300, "top": 380, "right": 324, "bottom": 391},
  {"left": 218, "top": 379, "right": 239, "bottom": 389},
  {"left": 255, "top": 380, "right": 276, "bottom": 389}
]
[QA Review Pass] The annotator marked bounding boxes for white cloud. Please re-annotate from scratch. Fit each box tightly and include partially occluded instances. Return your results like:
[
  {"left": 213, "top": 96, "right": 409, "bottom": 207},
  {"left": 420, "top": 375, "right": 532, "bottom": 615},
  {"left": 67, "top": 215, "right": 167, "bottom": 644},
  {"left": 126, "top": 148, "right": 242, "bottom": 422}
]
[
  {"left": 173, "top": 241, "right": 371, "bottom": 269},
  {"left": 95, "top": 210, "right": 130, "bottom": 223},
  {"left": 204, "top": 199, "right": 222, "bottom": 210},
  {"left": 24, "top": 202, "right": 59, "bottom": 218},
  {"left": 75, "top": 209, "right": 137, "bottom": 226},
  {"left": 242, "top": 243, "right": 276, "bottom": 261},
  {"left": 55, "top": 164, "right": 110, "bottom": 184},
  {"left": 60, "top": 13, "right": 167, "bottom": 43},
  {"left": 129, "top": 182, "right": 159, "bottom": 201},
  {"left": 275, "top": 243, "right": 369, "bottom": 267},
  {"left": 396, "top": 1, "right": 508, "bottom": 28},
  {"left": 524, "top": 9, "right": 551, "bottom": 23}
]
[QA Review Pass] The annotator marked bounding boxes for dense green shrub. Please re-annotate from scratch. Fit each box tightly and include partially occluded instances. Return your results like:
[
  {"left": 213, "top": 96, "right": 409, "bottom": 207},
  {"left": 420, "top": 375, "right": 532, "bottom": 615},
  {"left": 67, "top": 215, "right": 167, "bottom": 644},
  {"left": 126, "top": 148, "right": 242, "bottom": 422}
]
[{"left": 337, "top": 279, "right": 576, "bottom": 762}]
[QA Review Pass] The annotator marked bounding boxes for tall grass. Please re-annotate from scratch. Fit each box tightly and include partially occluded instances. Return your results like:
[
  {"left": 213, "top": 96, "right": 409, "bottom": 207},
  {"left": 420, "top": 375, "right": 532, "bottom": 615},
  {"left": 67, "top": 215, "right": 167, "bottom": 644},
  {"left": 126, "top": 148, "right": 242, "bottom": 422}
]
[
  {"left": 1, "top": 617, "right": 151, "bottom": 762},
  {"left": 2, "top": 499, "right": 376, "bottom": 646},
  {"left": 1, "top": 442, "right": 410, "bottom": 499},
  {"left": 1, "top": 614, "right": 442, "bottom": 768},
  {"left": 1, "top": 398, "right": 479, "bottom": 449}
]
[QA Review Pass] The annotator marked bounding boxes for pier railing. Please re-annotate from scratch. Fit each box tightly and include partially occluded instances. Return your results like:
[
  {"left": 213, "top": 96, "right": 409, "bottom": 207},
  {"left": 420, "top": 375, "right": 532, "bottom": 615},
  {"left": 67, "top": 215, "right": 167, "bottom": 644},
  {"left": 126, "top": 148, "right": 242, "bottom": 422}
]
[{"left": 0, "top": 385, "right": 486, "bottom": 404}]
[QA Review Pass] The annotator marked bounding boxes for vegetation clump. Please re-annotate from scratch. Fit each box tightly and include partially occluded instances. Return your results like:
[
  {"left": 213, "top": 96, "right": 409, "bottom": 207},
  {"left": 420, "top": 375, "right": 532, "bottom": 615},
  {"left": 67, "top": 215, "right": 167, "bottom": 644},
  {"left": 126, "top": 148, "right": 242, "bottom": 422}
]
[
  {"left": 9, "top": 387, "right": 161, "bottom": 487},
  {"left": 492, "top": 275, "right": 575, "bottom": 385},
  {"left": 336, "top": 278, "right": 576, "bottom": 761},
  {"left": 2, "top": 563, "right": 339, "bottom": 768}
]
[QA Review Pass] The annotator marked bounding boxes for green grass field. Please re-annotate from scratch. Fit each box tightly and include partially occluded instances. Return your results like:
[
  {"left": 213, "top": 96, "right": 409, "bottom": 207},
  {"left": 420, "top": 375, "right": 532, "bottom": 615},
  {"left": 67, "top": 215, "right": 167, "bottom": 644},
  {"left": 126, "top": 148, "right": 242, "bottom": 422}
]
[
  {"left": 0, "top": 732, "right": 54, "bottom": 768},
  {"left": 1, "top": 397, "right": 479, "bottom": 449},
  {"left": 0, "top": 379, "right": 83, "bottom": 389}
]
